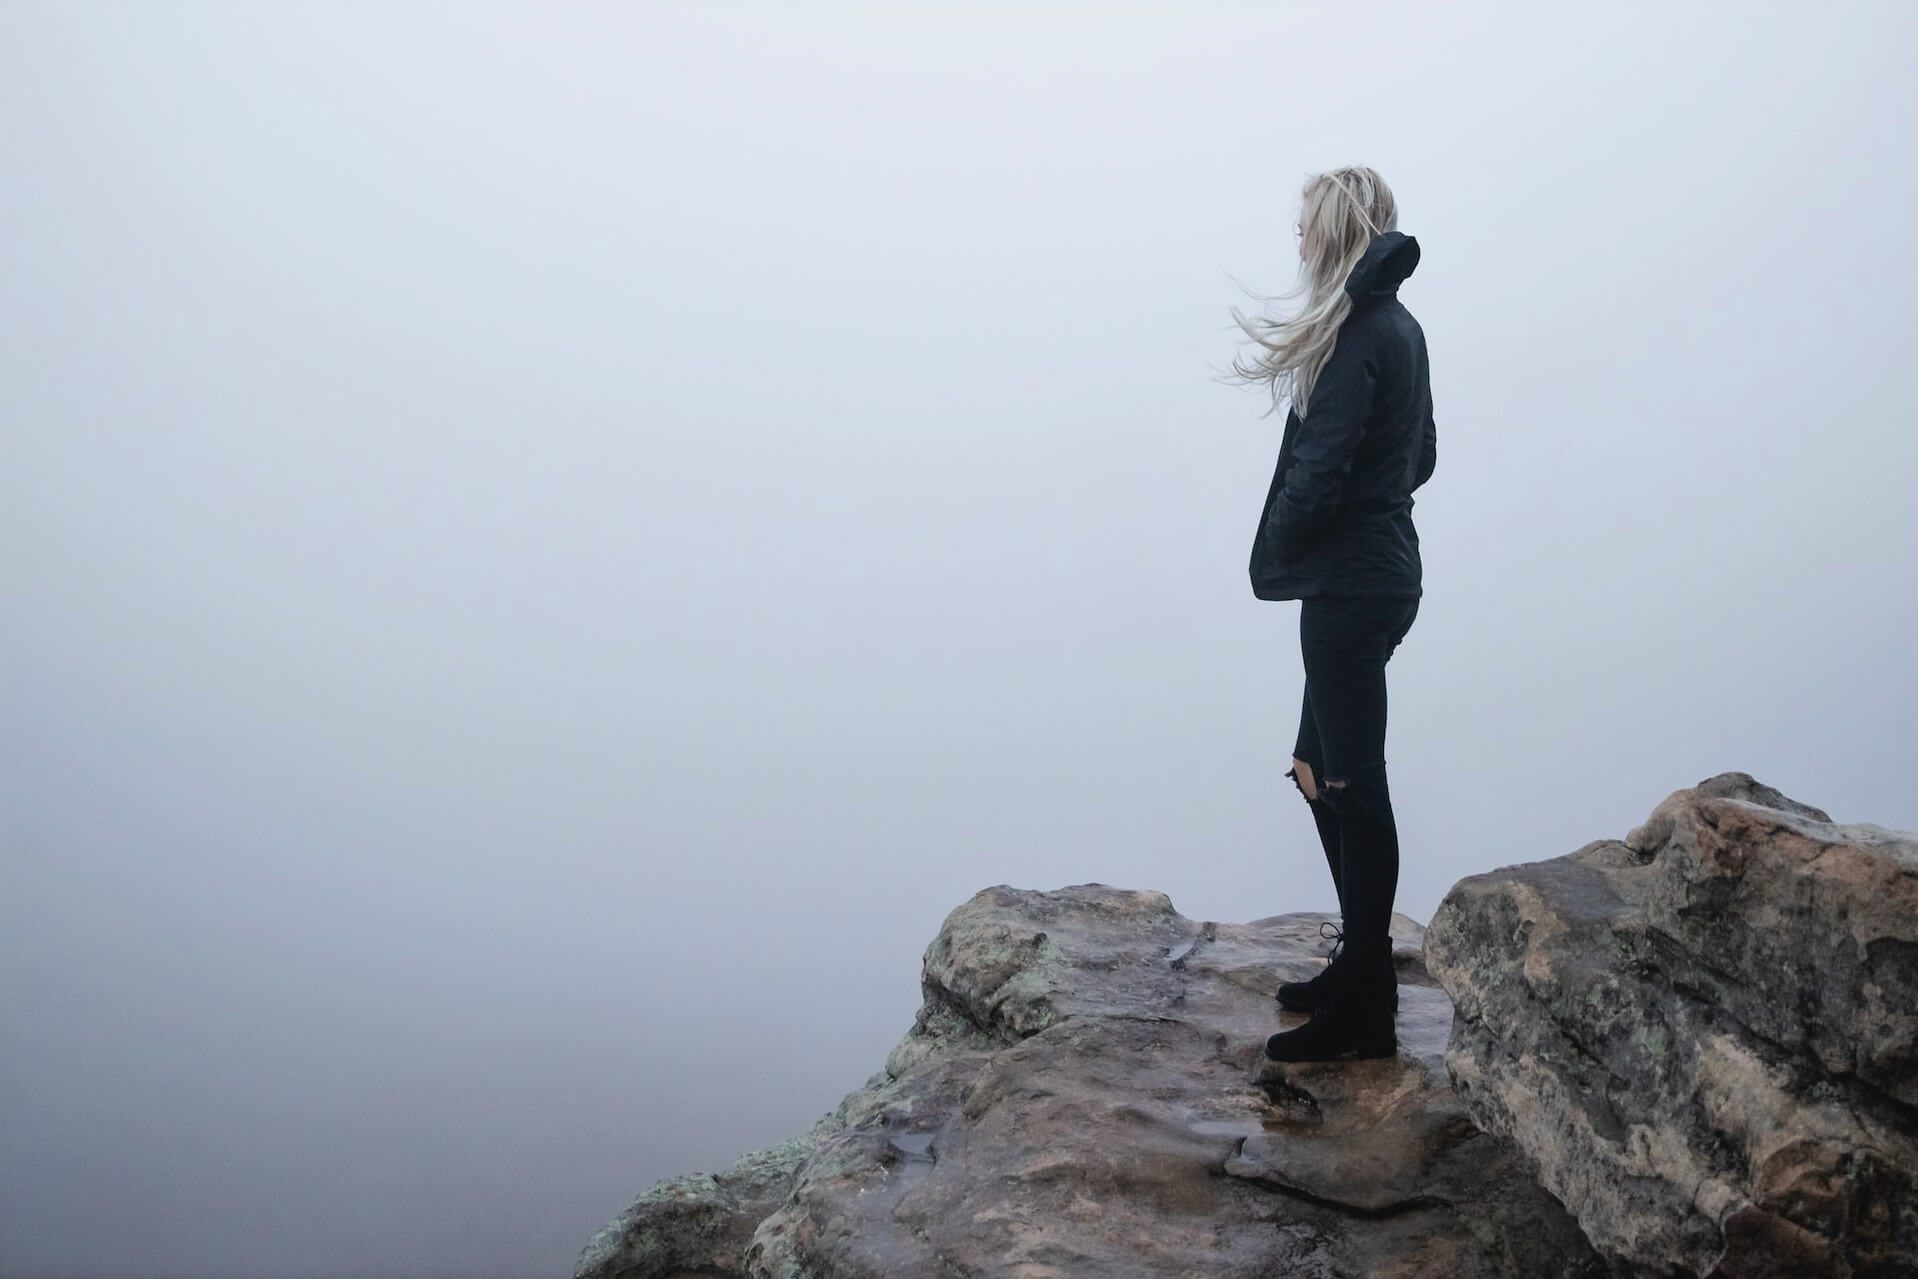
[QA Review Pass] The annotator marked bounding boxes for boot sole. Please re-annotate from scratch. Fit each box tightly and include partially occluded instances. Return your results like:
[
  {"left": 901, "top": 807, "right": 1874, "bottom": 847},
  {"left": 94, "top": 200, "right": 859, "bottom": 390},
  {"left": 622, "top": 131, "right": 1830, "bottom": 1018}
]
[
  {"left": 1275, "top": 993, "right": 1399, "bottom": 1013},
  {"left": 1264, "top": 1035, "right": 1398, "bottom": 1062}
]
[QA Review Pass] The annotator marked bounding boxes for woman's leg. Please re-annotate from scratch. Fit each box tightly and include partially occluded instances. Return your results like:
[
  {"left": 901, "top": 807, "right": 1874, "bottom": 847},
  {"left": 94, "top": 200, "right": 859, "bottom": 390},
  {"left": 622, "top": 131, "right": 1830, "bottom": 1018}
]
[
  {"left": 1297, "top": 595, "right": 1418, "bottom": 954},
  {"left": 1288, "top": 685, "right": 1345, "bottom": 912}
]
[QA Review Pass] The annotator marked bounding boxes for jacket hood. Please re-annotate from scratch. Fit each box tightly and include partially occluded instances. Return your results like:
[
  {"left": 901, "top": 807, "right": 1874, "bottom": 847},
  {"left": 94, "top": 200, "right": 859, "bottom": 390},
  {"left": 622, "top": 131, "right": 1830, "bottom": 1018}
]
[{"left": 1343, "top": 231, "right": 1419, "bottom": 305}]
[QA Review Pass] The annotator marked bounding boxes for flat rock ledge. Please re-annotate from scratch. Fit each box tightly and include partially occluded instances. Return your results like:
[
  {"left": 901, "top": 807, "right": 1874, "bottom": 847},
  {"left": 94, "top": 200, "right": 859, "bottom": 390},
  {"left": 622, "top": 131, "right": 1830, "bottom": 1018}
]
[
  {"left": 578, "top": 887, "right": 1601, "bottom": 1279},
  {"left": 1425, "top": 772, "right": 1918, "bottom": 1279}
]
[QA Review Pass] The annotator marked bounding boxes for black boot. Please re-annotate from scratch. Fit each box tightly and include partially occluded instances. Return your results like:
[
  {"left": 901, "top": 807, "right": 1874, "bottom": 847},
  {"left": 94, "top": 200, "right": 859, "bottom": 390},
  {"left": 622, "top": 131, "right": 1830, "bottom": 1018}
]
[
  {"left": 1265, "top": 939, "right": 1397, "bottom": 1062},
  {"left": 1276, "top": 922, "right": 1399, "bottom": 1013},
  {"left": 1275, "top": 921, "right": 1347, "bottom": 1011}
]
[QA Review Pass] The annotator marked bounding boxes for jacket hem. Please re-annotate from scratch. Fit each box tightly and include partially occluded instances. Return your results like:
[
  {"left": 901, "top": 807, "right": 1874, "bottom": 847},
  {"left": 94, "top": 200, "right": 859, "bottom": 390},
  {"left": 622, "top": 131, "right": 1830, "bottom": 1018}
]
[{"left": 1253, "top": 580, "right": 1423, "bottom": 602}]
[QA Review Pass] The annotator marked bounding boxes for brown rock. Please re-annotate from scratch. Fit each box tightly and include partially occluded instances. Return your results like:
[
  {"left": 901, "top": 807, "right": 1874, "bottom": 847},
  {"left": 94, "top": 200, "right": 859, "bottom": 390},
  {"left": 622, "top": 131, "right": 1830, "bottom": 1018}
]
[{"left": 1425, "top": 771, "right": 1918, "bottom": 1279}]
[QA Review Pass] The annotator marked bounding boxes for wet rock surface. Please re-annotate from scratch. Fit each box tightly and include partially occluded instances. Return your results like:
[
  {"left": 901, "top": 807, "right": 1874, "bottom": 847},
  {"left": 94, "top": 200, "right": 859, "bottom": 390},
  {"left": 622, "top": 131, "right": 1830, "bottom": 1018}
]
[
  {"left": 578, "top": 885, "right": 1602, "bottom": 1279},
  {"left": 1425, "top": 772, "right": 1918, "bottom": 1279}
]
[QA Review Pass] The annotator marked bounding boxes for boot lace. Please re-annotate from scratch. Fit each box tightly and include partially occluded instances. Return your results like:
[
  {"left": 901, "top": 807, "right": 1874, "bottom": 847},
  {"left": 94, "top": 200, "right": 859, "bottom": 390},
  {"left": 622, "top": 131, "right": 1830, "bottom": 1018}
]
[{"left": 1319, "top": 920, "right": 1345, "bottom": 965}]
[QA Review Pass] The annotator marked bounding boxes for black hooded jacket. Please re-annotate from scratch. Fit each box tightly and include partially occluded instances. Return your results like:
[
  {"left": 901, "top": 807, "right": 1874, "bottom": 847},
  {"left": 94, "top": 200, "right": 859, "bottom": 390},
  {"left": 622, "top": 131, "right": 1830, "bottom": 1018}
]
[{"left": 1249, "top": 230, "right": 1435, "bottom": 600}]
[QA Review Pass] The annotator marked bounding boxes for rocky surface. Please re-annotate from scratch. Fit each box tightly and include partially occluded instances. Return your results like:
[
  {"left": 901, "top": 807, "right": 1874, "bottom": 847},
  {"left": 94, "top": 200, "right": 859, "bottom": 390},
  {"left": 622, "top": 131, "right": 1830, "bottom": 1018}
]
[
  {"left": 1425, "top": 772, "right": 1918, "bottom": 1278},
  {"left": 577, "top": 887, "right": 1603, "bottom": 1279},
  {"left": 578, "top": 772, "right": 1918, "bottom": 1279}
]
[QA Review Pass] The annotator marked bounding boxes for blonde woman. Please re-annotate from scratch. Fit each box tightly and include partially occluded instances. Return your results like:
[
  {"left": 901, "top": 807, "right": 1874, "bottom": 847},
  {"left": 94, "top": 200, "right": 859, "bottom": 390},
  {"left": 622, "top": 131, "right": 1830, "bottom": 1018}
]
[{"left": 1230, "top": 166, "right": 1436, "bottom": 1062}]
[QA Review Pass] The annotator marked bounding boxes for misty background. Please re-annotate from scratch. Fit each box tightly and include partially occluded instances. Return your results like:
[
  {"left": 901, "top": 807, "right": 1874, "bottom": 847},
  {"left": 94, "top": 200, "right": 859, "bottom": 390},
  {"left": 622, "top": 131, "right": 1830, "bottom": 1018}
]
[{"left": 4, "top": 3, "right": 1914, "bottom": 1277}]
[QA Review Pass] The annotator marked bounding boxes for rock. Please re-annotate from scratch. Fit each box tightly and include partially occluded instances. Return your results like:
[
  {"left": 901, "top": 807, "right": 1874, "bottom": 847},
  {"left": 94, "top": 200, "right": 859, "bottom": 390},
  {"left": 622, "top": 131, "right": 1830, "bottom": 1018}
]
[
  {"left": 1425, "top": 771, "right": 1918, "bottom": 1279},
  {"left": 574, "top": 1123, "right": 832, "bottom": 1279},
  {"left": 579, "top": 885, "right": 1604, "bottom": 1279}
]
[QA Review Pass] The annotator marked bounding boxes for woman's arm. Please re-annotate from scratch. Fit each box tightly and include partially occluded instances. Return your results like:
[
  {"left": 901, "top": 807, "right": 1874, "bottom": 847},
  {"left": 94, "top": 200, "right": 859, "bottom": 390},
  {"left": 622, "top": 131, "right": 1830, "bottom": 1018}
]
[
  {"left": 1264, "top": 332, "right": 1377, "bottom": 554},
  {"left": 1414, "top": 403, "right": 1436, "bottom": 490}
]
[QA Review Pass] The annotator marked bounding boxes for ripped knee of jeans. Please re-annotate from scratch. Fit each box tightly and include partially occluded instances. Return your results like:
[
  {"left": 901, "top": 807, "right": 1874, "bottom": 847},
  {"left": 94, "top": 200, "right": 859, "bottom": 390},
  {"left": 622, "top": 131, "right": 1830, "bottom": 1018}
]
[
  {"left": 1318, "top": 761, "right": 1390, "bottom": 814},
  {"left": 1285, "top": 761, "right": 1324, "bottom": 804}
]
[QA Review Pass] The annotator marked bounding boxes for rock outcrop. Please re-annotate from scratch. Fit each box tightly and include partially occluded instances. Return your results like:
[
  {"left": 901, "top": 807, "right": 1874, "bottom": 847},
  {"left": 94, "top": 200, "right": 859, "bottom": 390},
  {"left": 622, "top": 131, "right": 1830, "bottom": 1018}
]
[
  {"left": 1425, "top": 772, "right": 1918, "bottom": 1278},
  {"left": 578, "top": 773, "right": 1917, "bottom": 1279},
  {"left": 578, "top": 888, "right": 1602, "bottom": 1279}
]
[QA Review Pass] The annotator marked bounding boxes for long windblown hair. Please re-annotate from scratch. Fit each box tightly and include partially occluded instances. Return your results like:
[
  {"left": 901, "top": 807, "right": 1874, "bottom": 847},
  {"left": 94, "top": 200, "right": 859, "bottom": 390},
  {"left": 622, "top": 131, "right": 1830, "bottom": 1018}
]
[{"left": 1226, "top": 165, "right": 1398, "bottom": 419}]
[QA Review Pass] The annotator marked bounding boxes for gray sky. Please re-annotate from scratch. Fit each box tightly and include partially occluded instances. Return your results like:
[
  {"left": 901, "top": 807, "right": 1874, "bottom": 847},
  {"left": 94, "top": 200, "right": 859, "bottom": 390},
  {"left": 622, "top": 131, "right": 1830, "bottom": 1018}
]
[{"left": 4, "top": 3, "right": 1914, "bottom": 1277}]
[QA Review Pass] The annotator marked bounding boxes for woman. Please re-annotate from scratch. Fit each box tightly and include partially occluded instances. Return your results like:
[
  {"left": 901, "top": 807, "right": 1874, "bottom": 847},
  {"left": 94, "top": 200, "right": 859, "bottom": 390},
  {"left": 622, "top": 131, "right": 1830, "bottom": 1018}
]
[{"left": 1228, "top": 165, "right": 1435, "bottom": 1062}]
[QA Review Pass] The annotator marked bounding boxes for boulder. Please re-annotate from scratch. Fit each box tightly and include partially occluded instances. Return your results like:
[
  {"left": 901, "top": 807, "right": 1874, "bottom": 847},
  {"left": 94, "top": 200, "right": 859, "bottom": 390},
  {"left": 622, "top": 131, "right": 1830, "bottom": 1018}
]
[
  {"left": 578, "top": 885, "right": 1604, "bottom": 1279},
  {"left": 1424, "top": 771, "right": 1918, "bottom": 1279}
]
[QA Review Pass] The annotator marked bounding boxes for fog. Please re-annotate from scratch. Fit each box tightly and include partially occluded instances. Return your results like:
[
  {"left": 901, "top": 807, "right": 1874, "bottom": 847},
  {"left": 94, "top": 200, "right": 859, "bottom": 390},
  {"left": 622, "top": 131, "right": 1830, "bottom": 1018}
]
[{"left": 4, "top": 4, "right": 1914, "bottom": 1277}]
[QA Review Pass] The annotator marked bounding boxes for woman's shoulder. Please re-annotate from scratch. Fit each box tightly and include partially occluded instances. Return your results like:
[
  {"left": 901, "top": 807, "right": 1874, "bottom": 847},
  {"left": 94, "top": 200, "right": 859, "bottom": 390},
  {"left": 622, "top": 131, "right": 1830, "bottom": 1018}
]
[{"left": 1353, "top": 297, "right": 1424, "bottom": 347}]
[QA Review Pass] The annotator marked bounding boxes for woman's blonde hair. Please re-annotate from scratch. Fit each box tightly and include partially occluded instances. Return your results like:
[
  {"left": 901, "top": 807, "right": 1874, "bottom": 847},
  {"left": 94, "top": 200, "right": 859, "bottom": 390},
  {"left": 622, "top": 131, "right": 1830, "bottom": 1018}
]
[{"left": 1225, "top": 165, "right": 1398, "bottom": 418}]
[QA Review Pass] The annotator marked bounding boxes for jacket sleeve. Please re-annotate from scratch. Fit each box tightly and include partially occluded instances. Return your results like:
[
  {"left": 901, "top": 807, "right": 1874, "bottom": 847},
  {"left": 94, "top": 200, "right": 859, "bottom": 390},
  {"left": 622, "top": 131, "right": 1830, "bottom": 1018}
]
[
  {"left": 1265, "top": 329, "right": 1377, "bottom": 554},
  {"left": 1413, "top": 403, "right": 1436, "bottom": 490}
]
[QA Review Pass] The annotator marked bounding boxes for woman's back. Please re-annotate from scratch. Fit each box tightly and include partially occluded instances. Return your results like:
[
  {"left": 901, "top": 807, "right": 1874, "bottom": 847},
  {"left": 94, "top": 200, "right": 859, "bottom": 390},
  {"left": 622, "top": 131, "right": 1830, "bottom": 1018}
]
[{"left": 1249, "top": 231, "right": 1435, "bottom": 601}]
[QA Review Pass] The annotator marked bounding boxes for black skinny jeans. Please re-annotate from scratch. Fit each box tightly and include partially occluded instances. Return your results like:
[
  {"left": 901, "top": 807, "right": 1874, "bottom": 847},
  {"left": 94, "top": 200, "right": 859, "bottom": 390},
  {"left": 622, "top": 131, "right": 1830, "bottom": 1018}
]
[{"left": 1286, "top": 593, "right": 1419, "bottom": 957}]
